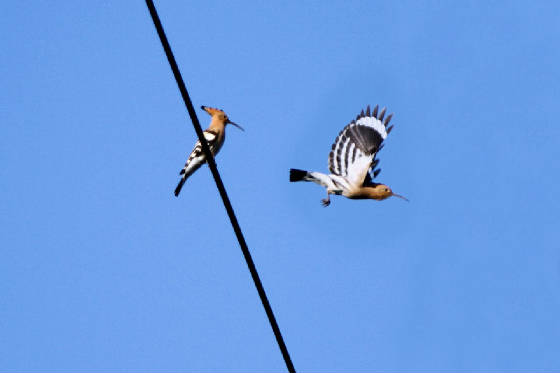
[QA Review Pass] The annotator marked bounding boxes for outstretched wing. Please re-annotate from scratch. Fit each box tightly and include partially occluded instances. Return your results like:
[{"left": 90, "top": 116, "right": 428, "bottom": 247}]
[{"left": 328, "top": 105, "right": 394, "bottom": 187}]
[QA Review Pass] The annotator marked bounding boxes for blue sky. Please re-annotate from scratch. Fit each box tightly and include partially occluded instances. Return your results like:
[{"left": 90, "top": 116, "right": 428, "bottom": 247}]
[{"left": 2, "top": 1, "right": 560, "bottom": 371}]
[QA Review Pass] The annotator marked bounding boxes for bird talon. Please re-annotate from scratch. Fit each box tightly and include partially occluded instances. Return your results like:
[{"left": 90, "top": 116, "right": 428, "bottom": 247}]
[{"left": 321, "top": 198, "right": 330, "bottom": 207}]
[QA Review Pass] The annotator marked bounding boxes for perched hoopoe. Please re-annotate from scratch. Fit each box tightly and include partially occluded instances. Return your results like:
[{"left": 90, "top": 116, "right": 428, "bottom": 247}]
[
  {"left": 290, "top": 105, "right": 407, "bottom": 206},
  {"left": 174, "top": 105, "right": 243, "bottom": 196}
]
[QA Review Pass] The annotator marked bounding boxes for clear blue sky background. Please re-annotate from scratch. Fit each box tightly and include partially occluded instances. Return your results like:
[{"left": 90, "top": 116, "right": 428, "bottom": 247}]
[{"left": 2, "top": 1, "right": 559, "bottom": 371}]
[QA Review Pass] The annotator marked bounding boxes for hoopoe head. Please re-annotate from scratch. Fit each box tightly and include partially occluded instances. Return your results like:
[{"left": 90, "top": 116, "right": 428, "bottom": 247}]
[
  {"left": 368, "top": 184, "right": 408, "bottom": 201},
  {"left": 201, "top": 106, "right": 244, "bottom": 131}
]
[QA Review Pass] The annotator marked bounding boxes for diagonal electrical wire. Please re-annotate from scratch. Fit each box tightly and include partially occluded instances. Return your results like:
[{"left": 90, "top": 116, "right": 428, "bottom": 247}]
[{"left": 145, "top": 1, "right": 296, "bottom": 372}]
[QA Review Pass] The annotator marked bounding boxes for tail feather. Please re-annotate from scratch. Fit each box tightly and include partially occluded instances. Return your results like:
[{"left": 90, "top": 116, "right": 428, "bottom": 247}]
[
  {"left": 174, "top": 158, "right": 204, "bottom": 197},
  {"left": 290, "top": 168, "right": 309, "bottom": 182},
  {"left": 290, "top": 169, "right": 339, "bottom": 190},
  {"left": 174, "top": 177, "right": 186, "bottom": 197}
]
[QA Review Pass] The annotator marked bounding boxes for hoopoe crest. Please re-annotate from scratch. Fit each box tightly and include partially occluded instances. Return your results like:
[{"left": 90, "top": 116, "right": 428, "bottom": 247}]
[
  {"left": 290, "top": 105, "right": 407, "bottom": 206},
  {"left": 174, "top": 105, "right": 243, "bottom": 197}
]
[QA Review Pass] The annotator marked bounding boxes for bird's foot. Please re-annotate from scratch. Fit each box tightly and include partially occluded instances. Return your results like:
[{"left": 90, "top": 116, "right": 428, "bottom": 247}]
[{"left": 321, "top": 198, "right": 331, "bottom": 207}]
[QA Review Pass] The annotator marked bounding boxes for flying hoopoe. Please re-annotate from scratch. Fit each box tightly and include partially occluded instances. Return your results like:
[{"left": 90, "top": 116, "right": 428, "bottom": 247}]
[
  {"left": 290, "top": 105, "right": 407, "bottom": 206},
  {"left": 174, "top": 105, "right": 243, "bottom": 196}
]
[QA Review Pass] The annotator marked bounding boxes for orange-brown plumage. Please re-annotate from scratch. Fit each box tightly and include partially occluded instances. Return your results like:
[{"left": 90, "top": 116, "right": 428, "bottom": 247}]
[
  {"left": 289, "top": 105, "right": 407, "bottom": 206},
  {"left": 174, "top": 105, "right": 243, "bottom": 197},
  {"left": 345, "top": 184, "right": 408, "bottom": 201}
]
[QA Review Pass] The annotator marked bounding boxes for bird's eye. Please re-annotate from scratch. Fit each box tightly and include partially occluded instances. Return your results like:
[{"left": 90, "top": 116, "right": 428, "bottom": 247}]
[{"left": 385, "top": 188, "right": 389, "bottom": 192}]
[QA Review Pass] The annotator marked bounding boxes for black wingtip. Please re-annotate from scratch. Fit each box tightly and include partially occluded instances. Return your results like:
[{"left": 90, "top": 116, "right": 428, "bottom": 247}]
[
  {"left": 289, "top": 168, "right": 308, "bottom": 182},
  {"left": 379, "top": 107, "right": 386, "bottom": 121},
  {"left": 384, "top": 113, "right": 393, "bottom": 127}
]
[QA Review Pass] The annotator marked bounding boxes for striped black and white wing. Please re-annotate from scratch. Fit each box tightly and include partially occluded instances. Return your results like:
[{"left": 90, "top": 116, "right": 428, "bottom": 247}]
[
  {"left": 174, "top": 129, "right": 225, "bottom": 196},
  {"left": 180, "top": 130, "right": 220, "bottom": 173},
  {"left": 328, "top": 105, "right": 394, "bottom": 187}
]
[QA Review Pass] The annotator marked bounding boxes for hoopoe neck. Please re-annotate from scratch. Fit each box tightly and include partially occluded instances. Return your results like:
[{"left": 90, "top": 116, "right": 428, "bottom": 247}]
[
  {"left": 208, "top": 118, "right": 226, "bottom": 132},
  {"left": 349, "top": 186, "right": 390, "bottom": 200}
]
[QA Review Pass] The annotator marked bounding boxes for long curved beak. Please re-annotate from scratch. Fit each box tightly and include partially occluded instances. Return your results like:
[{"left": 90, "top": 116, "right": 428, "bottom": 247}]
[
  {"left": 391, "top": 192, "right": 409, "bottom": 202},
  {"left": 228, "top": 120, "right": 244, "bottom": 131}
]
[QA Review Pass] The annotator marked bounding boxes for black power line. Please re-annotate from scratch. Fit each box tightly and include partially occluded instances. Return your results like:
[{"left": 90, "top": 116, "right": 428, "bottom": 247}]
[{"left": 145, "top": 1, "right": 296, "bottom": 372}]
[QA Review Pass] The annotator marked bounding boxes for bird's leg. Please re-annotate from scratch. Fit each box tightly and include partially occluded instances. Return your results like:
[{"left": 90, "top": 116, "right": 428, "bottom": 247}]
[{"left": 321, "top": 191, "right": 331, "bottom": 207}]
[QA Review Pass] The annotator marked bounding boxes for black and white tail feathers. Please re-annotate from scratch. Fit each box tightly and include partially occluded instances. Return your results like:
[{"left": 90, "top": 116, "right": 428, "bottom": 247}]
[
  {"left": 289, "top": 168, "right": 309, "bottom": 182},
  {"left": 174, "top": 129, "right": 221, "bottom": 197},
  {"left": 174, "top": 148, "right": 205, "bottom": 197},
  {"left": 174, "top": 161, "right": 204, "bottom": 196},
  {"left": 174, "top": 178, "right": 186, "bottom": 197},
  {"left": 289, "top": 169, "right": 339, "bottom": 191}
]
